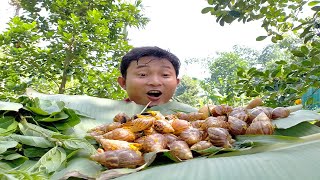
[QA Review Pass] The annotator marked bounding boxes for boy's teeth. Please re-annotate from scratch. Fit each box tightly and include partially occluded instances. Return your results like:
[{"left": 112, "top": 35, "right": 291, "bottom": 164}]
[{"left": 149, "top": 90, "right": 160, "bottom": 93}]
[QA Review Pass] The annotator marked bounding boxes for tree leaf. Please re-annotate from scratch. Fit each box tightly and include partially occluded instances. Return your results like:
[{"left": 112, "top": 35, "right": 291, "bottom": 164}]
[
  {"left": 0, "top": 101, "right": 23, "bottom": 112},
  {"left": 0, "top": 140, "right": 18, "bottom": 154},
  {"left": 201, "top": 7, "right": 214, "bottom": 14},
  {"left": 9, "top": 134, "right": 54, "bottom": 148},
  {"left": 229, "top": 10, "right": 241, "bottom": 17},
  {"left": 0, "top": 116, "right": 18, "bottom": 136},
  {"left": 50, "top": 158, "right": 103, "bottom": 180},
  {"left": 256, "top": 36, "right": 267, "bottom": 41},
  {"left": 311, "top": 5, "right": 320, "bottom": 11},
  {"left": 308, "top": 1, "right": 320, "bottom": 6},
  {"left": 30, "top": 146, "right": 66, "bottom": 174}
]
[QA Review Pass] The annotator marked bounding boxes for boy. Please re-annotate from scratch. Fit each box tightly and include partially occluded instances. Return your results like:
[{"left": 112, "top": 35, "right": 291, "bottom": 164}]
[{"left": 117, "top": 46, "right": 181, "bottom": 107}]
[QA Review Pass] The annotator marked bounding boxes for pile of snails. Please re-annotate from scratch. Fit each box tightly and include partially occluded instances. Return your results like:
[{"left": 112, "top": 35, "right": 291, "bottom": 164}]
[{"left": 88, "top": 98, "right": 291, "bottom": 169}]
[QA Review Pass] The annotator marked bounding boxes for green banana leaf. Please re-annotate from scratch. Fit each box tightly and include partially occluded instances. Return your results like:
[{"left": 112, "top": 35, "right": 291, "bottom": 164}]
[
  {"left": 114, "top": 133, "right": 320, "bottom": 180},
  {"left": 23, "top": 88, "right": 320, "bottom": 180}
]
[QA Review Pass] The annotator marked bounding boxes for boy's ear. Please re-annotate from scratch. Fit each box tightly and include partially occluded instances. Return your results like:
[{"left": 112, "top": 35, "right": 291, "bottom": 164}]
[
  {"left": 117, "top": 76, "right": 126, "bottom": 90},
  {"left": 176, "top": 78, "right": 180, "bottom": 85}
]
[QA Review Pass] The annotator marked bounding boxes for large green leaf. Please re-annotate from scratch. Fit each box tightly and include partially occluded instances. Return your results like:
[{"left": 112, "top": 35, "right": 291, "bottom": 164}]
[
  {"left": 0, "top": 140, "right": 18, "bottom": 154},
  {"left": 115, "top": 134, "right": 320, "bottom": 180},
  {"left": 273, "top": 110, "right": 320, "bottom": 128},
  {"left": 26, "top": 88, "right": 146, "bottom": 122},
  {"left": 50, "top": 158, "right": 103, "bottom": 180},
  {"left": 0, "top": 101, "right": 23, "bottom": 112}
]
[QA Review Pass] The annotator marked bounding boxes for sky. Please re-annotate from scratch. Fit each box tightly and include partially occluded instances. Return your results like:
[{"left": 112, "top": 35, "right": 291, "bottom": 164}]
[
  {"left": 0, "top": 0, "right": 272, "bottom": 78},
  {"left": 127, "top": 0, "right": 271, "bottom": 59},
  {"left": 127, "top": 0, "right": 271, "bottom": 78}
]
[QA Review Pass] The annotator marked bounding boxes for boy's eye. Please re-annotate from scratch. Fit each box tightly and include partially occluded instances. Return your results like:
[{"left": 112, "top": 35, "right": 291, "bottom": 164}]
[{"left": 139, "top": 73, "right": 146, "bottom": 77}]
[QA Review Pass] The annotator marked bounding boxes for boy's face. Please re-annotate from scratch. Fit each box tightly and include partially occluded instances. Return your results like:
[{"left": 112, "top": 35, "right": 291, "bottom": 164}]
[{"left": 118, "top": 56, "right": 180, "bottom": 106}]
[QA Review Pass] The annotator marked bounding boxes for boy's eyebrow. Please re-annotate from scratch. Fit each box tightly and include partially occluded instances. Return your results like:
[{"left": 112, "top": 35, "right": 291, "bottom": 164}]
[{"left": 135, "top": 64, "right": 173, "bottom": 69}]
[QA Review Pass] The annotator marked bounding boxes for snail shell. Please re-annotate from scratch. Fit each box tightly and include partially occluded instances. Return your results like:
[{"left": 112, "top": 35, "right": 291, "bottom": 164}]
[
  {"left": 246, "top": 112, "right": 274, "bottom": 135},
  {"left": 113, "top": 112, "right": 131, "bottom": 123},
  {"left": 201, "top": 117, "right": 229, "bottom": 130},
  {"left": 248, "top": 107, "right": 272, "bottom": 122},
  {"left": 229, "top": 109, "right": 249, "bottom": 122},
  {"left": 190, "top": 141, "right": 213, "bottom": 152},
  {"left": 175, "top": 112, "right": 206, "bottom": 121},
  {"left": 211, "top": 105, "right": 233, "bottom": 116},
  {"left": 163, "top": 133, "right": 180, "bottom": 145},
  {"left": 170, "top": 119, "right": 191, "bottom": 135},
  {"left": 198, "top": 105, "right": 215, "bottom": 119},
  {"left": 272, "top": 107, "right": 290, "bottom": 119},
  {"left": 143, "top": 133, "right": 167, "bottom": 152},
  {"left": 168, "top": 140, "right": 193, "bottom": 160},
  {"left": 228, "top": 116, "right": 248, "bottom": 135},
  {"left": 122, "top": 116, "right": 155, "bottom": 132},
  {"left": 138, "top": 111, "right": 165, "bottom": 120},
  {"left": 90, "top": 149, "right": 145, "bottom": 169},
  {"left": 179, "top": 128, "right": 203, "bottom": 146},
  {"left": 143, "top": 127, "right": 157, "bottom": 136},
  {"left": 207, "top": 127, "right": 234, "bottom": 148},
  {"left": 99, "top": 139, "right": 142, "bottom": 151},
  {"left": 103, "top": 128, "right": 136, "bottom": 142},
  {"left": 88, "top": 122, "right": 121, "bottom": 134},
  {"left": 191, "top": 120, "right": 206, "bottom": 129},
  {"left": 153, "top": 119, "right": 175, "bottom": 133}
]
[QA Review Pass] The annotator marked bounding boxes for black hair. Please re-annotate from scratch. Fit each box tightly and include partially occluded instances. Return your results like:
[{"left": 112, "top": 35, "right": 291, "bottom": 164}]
[{"left": 120, "top": 46, "right": 181, "bottom": 78}]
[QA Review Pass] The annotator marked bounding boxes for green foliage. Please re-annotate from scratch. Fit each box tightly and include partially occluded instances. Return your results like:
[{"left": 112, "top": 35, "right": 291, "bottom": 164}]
[
  {"left": 203, "top": 0, "right": 320, "bottom": 107},
  {"left": 174, "top": 75, "right": 203, "bottom": 107},
  {"left": 0, "top": 0, "right": 148, "bottom": 99},
  {"left": 199, "top": 49, "right": 249, "bottom": 105}
]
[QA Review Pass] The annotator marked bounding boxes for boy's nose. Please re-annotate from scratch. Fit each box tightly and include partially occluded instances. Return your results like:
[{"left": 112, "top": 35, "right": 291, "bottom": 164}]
[{"left": 147, "top": 76, "right": 162, "bottom": 86}]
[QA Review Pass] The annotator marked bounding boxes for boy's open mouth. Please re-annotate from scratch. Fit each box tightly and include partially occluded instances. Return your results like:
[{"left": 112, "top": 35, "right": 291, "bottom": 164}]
[{"left": 147, "top": 90, "right": 162, "bottom": 97}]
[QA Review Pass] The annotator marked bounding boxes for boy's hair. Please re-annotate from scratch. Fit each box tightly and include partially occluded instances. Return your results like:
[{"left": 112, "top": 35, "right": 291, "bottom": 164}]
[{"left": 120, "top": 46, "right": 181, "bottom": 78}]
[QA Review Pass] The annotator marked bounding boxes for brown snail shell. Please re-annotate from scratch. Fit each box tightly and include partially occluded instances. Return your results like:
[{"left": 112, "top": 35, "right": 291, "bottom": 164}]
[
  {"left": 201, "top": 117, "right": 229, "bottom": 130},
  {"left": 211, "top": 105, "right": 233, "bottom": 116},
  {"left": 248, "top": 107, "right": 272, "bottom": 122},
  {"left": 191, "top": 120, "right": 206, "bottom": 129},
  {"left": 272, "top": 107, "right": 290, "bottom": 119},
  {"left": 135, "top": 136, "right": 146, "bottom": 144},
  {"left": 113, "top": 112, "right": 131, "bottom": 123},
  {"left": 190, "top": 141, "right": 213, "bottom": 152},
  {"left": 175, "top": 112, "right": 207, "bottom": 121},
  {"left": 245, "top": 97, "right": 263, "bottom": 109},
  {"left": 246, "top": 112, "right": 274, "bottom": 135},
  {"left": 143, "top": 127, "right": 157, "bottom": 136},
  {"left": 207, "top": 127, "right": 234, "bottom": 148},
  {"left": 143, "top": 133, "right": 167, "bottom": 152},
  {"left": 138, "top": 111, "right": 166, "bottom": 120},
  {"left": 90, "top": 149, "right": 145, "bottom": 169},
  {"left": 228, "top": 116, "right": 248, "bottom": 135},
  {"left": 89, "top": 130, "right": 105, "bottom": 137},
  {"left": 122, "top": 116, "right": 155, "bottom": 132},
  {"left": 163, "top": 133, "right": 180, "bottom": 145},
  {"left": 170, "top": 119, "right": 191, "bottom": 135},
  {"left": 99, "top": 139, "right": 142, "bottom": 151},
  {"left": 174, "top": 112, "right": 189, "bottom": 121},
  {"left": 89, "top": 122, "right": 121, "bottom": 134},
  {"left": 153, "top": 119, "right": 175, "bottom": 133},
  {"left": 229, "top": 109, "right": 249, "bottom": 122},
  {"left": 164, "top": 114, "right": 178, "bottom": 120},
  {"left": 198, "top": 105, "right": 215, "bottom": 119},
  {"left": 168, "top": 140, "right": 193, "bottom": 160},
  {"left": 179, "top": 128, "right": 203, "bottom": 146},
  {"left": 103, "top": 128, "right": 136, "bottom": 142}
]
